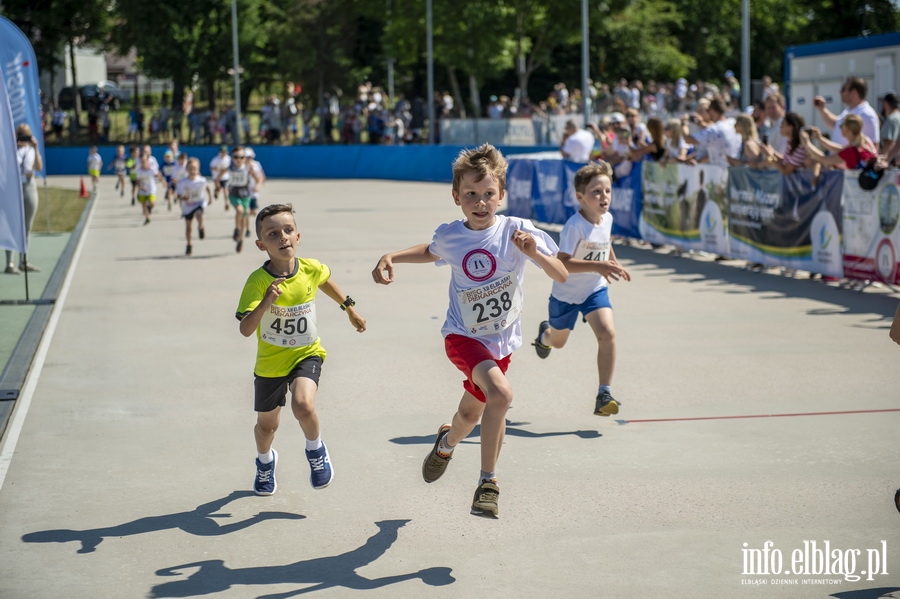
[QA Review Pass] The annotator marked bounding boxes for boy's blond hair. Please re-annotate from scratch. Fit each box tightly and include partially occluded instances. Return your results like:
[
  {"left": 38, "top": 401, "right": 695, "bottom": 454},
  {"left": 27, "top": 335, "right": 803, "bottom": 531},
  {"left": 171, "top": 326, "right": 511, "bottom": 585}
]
[
  {"left": 255, "top": 203, "right": 296, "bottom": 238},
  {"left": 573, "top": 161, "right": 613, "bottom": 194},
  {"left": 451, "top": 143, "right": 508, "bottom": 193}
]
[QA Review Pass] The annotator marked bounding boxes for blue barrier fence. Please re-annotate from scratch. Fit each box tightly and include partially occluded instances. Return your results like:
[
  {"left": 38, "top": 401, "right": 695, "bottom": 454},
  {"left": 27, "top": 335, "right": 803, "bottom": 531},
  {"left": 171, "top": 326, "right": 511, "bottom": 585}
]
[{"left": 45, "top": 145, "right": 559, "bottom": 182}]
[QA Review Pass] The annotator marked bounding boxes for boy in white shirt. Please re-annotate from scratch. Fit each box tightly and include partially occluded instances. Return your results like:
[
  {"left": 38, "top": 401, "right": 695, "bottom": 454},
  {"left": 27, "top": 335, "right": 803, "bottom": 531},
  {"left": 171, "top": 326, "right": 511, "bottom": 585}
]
[
  {"left": 532, "top": 160, "right": 631, "bottom": 416},
  {"left": 175, "top": 158, "right": 213, "bottom": 255},
  {"left": 372, "top": 143, "right": 567, "bottom": 518}
]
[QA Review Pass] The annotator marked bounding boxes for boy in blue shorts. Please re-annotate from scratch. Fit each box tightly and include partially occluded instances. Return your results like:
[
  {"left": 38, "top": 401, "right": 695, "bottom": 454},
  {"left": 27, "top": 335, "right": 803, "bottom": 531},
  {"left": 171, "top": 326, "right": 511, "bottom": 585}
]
[
  {"left": 372, "top": 143, "right": 567, "bottom": 518},
  {"left": 237, "top": 203, "right": 366, "bottom": 496},
  {"left": 532, "top": 160, "right": 631, "bottom": 416}
]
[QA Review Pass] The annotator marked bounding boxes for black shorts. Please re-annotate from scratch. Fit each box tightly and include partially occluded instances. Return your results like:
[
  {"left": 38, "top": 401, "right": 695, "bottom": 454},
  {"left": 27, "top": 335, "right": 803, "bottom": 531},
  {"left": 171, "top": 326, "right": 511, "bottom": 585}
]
[
  {"left": 254, "top": 355, "right": 323, "bottom": 412},
  {"left": 183, "top": 205, "right": 204, "bottom": 220}
]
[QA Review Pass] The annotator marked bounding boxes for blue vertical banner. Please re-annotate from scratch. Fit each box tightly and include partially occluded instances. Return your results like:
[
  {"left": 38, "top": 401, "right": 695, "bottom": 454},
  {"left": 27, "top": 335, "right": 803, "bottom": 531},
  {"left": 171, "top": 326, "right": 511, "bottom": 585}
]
[
  {"left": 0, "top": 73, "right": 25, "bottom": 253},
  {"left": 0, "top": 17, "right": 44, "bottom": 176}
]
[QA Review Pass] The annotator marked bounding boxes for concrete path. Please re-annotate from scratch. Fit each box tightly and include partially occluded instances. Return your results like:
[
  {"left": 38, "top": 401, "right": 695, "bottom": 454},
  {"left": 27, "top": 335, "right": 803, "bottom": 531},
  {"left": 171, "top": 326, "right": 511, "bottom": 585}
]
[{"left": 1, "top": 175, "right": 899, "bottom": 598}]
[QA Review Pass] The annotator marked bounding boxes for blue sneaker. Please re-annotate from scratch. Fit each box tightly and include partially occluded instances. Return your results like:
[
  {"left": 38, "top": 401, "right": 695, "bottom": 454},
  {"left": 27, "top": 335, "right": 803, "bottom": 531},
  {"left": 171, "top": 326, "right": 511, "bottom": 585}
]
[
  {"left": 254, "top": 449, "right": 277, "bottom": 496},
  {"left": 305, "top": 443, "right": 333, "bottom": 489}
]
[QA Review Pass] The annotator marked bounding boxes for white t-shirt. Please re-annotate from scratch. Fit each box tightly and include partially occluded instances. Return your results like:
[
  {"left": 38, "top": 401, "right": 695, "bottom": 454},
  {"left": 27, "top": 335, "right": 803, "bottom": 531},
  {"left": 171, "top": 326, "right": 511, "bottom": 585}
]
[
  {"left": 428, "top": 215, "right": 559, "bottom": 359},
  {"left": 551, "top": 211, "right": 613, "bottom": 305},
  {"left": 170, "top": 163, "right": 188, "bottom": 187},
  {"left": 136, "top": 166, "right": 158, "bottom": 196},
  {"left": 87, "top": 152, "right": 102, "bottom": 171},
  {"left": 561, "top": 129, "right": 595, "bottom": 162},
  {"left": 17, "top": 145, "right": 35, "bottom": 179},
  {"left": 249, "top": 160, "right": 265, "bottom": 196},
  {"left": 176, "top": 176, "right": 209, "bottom": 214},
  {"left": 831, "top": 101, "right": 881, "bottom": 146},
  {"left": 693, "top": 118, "right": 742, "bottom": 166},
  {"left": 210, "top": 155, "right": 231, "bottom": 180}
]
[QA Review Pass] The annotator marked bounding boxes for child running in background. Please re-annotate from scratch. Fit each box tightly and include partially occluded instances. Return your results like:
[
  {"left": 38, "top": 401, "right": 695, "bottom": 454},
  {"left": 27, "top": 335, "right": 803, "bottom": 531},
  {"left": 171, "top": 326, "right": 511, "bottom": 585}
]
[
  {"left": 219, "top": 145, "right": 260, "bottom": 252},
  {"left": 106, "top": 145, "right": 127, "bottom": 197},
  {"left": 135, "top": 153, "right": 165, "bottom": 225},
  {"left": 236, "top": 203, "right": 366, "bottom": 496},
  {"left": 371, "top": 143, "right": 567, "bottom": 519},
  {"left": 161, "top": 150, "right": 177, "bottom": 211},
  {"left": 87, "top": 146, "right": 103, "bottom": 194},
  {"left": 246, "top": 147, "right": 265, "bottom": 220},
  {"left": 126, "top": 145, "right": 139, "bottom": 205},
  {"left": 531, "top": 160, "right": 631, "bottom": 416},
  {"left": 175, "top": 157, "right": 213, "bottom": 255}
]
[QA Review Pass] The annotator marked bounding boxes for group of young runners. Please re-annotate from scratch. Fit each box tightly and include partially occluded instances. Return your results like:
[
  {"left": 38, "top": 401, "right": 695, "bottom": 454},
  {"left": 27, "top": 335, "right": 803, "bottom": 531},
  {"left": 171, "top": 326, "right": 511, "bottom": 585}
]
[
  {"left": 237, "top": 143, "right": 629, "bottom": 519},
  {"left": 94, "top": 142, "right": 266, "bottom": 255}
]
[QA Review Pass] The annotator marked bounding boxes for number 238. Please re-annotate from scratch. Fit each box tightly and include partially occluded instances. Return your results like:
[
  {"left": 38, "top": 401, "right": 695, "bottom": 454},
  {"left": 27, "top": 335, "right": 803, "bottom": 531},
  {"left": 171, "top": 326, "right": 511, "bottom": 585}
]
[{"left": 472, "top": 291, "right": 512, "bottom": 323}]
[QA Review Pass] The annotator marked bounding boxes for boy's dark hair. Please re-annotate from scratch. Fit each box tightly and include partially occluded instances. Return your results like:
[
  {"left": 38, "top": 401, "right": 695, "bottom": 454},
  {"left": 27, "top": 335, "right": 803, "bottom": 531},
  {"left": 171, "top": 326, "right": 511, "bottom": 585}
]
[
  {"left": 452, "top": 143, "right": 508, "bottom": 193},
  {"left": 232, "top": 145, "right": 244, "bottom": 156},
  {"left": 573, "top": 161, "right": 613, "bottom": 194},
  {"left": 255, "top": 203, "right": 295, "bottom": 238}
]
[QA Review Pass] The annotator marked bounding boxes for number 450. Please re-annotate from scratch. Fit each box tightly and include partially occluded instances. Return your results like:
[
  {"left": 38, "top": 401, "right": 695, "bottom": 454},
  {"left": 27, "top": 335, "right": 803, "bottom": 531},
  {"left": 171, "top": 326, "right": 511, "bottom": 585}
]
[{"left": 269, "top": 317, "right": 308, "bottom": 335}]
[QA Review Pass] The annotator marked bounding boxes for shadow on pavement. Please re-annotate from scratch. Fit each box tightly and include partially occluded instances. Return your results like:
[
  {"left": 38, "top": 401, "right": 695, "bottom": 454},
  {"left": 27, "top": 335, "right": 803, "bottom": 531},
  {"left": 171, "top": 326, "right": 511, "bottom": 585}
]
[
  {"left": 21, "top": 490, "right": 303, "bottom": 554},
  {"left": 149, "top": 519, "right": 455, "bottom": 598},
  {"left": 390, "top": 420, "right": 602, "bottom": 446}
]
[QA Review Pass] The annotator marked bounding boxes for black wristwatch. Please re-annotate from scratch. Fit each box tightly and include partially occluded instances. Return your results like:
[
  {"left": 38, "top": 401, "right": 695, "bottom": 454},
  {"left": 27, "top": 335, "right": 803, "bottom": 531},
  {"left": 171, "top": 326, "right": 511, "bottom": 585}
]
[{"left": 339, "top": 296, "right": 356, "bottom": 311}]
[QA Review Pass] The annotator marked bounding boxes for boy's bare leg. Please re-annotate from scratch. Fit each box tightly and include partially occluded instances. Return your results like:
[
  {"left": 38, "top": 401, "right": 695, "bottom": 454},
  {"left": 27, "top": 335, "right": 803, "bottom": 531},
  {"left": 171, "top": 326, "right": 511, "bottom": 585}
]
[
  {"left": 289, "top": 377, "right": 320, "bottom": 442},
  {"left": 544, "top": 326, "right": 572, "bottom": 350},
  {"left": 254, "top": 407, "right": 283, "bottom": 454},
  {"left": 586, "top": 308, "right": 616, "bottom": 386},
  {"left": 446, "top": 392, "right": 485, "bottom": 448},
  {"left": 469, "top": 361, "right": 513, "bottom": 473}
]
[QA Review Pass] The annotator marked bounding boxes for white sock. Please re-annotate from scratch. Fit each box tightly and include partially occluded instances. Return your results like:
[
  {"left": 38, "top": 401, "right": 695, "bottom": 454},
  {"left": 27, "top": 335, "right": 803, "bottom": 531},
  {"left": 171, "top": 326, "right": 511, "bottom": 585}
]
[
  {"left": 258, "top": 449, "right": 274, "bottom": 464},
  {"left": 437, "top": 435, "right": 455, "bottom": 458},
  {"left": 306, "top": 437, "right": 323, "bottom": 451},
  {"left": 480, "top": 471, "right": 496, "bottom": 484}
]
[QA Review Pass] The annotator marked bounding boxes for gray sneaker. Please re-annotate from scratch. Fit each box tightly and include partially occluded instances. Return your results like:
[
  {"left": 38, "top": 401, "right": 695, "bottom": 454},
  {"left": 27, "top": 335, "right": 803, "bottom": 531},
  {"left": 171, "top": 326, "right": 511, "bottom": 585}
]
[
  {"left": 532, "top": 321, "right": 551, "bottom": 359},
  {"left": 471, "top": 479, "right": 500, "bottom": 518},
  {"left": 422, "top": 424, "right": 452, "bottom": 483},
  {"left": 594, "top": 389, "right": 620, "bottom": 417}
]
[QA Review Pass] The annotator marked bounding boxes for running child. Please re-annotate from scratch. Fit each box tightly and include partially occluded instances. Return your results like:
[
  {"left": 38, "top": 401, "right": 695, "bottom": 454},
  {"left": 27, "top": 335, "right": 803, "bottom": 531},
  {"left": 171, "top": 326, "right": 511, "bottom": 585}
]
[
  {"left": 218, "top": 145, "right": 260, "bottom": 252},
  {"left": 160, "top": 150, "right": 177, "bottom": 210},
  {"left": 371, "top": 143, "right": 567, "bottom": 518},
  {"left": 106, "top": 145, "right": 127, "bottom": 197},
  {"left": 126, "top": 145, "right": 139, "bottom": 204},
  {"left": 246, "top": 147, "right": 266, "bottom": 220},
  {"left": 135, "top": 153, "right": 165, "bottom": 225},
  {"left": 175, "top": 158, "right": 212, "bottom": 255},
  {"left": 531, "top": 160, "right": 631, "bottom": 416},
  {"left": 209, "top": 145, "right": 231, "bottom": 201},
  {"left": 87, "top": 146, "right": 103, "bottom": 193},
  {"left": 236, "top": 203, "right": 366, "bottom": 496}
]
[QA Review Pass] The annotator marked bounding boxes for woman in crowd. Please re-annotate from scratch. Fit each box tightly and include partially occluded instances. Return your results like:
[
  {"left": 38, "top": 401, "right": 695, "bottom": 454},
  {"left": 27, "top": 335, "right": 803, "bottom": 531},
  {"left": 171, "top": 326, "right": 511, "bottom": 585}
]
[
  {"left": 802, "top": 114, "right": 876, "bottom": 170},
  {"left": 727, "top": 114, "right": 763, "bottom": 167}
]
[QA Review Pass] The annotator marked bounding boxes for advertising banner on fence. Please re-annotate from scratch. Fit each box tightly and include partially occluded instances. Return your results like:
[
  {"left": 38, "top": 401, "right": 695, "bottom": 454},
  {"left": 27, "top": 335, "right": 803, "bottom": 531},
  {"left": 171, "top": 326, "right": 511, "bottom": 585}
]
[
  {"left": 728, "top": 168, "right": 843, "bottom": 276},
  {"left": 639, "top": 163, "right": 729, "bottom": 254},
  {"left": 842, "top": 169, "right": 900, "bottom": 284},
  {"left": 610, "top": 160, "right": 642, "bottom": 239}
]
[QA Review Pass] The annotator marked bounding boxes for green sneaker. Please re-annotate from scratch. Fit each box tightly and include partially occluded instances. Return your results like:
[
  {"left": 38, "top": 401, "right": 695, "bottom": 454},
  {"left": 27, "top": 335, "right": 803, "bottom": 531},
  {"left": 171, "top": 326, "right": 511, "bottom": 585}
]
[
  {"left": 594, "top": 389, "right": 620, "bottom": 417},
  {"left": 422, "top": 424, "right": 452, "bottom": 483},
  {"left": 471, "top": 479, "right": 500, "bottom": 518}
]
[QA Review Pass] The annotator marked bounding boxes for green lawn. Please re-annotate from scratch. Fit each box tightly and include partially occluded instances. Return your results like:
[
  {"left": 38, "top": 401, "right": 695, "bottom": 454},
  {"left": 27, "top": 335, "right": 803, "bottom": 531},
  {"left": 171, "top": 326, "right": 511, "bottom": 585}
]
[{"left": 32, "top": 187, "right": 89, "bottom": 233}]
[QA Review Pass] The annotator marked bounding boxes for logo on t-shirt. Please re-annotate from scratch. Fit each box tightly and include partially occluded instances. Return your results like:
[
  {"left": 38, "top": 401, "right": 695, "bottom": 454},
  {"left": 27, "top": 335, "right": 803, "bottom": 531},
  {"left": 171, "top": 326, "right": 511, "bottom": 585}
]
[{"left": 462, "top": 249, "right": 496, "bottom": 282}]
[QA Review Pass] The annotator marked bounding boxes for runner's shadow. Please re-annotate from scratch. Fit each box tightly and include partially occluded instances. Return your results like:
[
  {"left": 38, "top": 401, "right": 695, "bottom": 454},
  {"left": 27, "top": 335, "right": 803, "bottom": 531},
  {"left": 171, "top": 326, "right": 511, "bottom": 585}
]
[
  {"left": 390, "top": 420, "right": 601, "bottom": 446},
  {"left": 21, "top": 490, "right": 303, "bottom": 554},
  {"left": 150, "top": 519, "right": 454, "bottom": 598}
]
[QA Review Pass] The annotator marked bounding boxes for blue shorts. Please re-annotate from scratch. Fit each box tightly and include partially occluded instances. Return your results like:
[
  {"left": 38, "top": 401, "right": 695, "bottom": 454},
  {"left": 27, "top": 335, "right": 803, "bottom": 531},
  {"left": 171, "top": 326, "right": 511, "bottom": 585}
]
[{"left": 548, "top": 287, "right": 612, "bottom": 331}]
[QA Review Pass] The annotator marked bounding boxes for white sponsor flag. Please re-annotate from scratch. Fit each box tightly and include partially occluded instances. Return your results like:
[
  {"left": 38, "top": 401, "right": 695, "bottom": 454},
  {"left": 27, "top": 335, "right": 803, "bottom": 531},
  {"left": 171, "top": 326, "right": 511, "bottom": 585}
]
[{"left": 0, "top": 74, "right": 25, "bottom": 253}]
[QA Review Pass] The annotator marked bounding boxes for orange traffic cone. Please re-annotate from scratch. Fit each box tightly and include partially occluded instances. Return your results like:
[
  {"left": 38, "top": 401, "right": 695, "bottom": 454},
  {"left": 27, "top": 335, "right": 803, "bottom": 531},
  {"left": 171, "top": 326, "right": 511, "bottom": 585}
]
[{"left": 79, "top": 177, "right": 89, "bottom": 199}]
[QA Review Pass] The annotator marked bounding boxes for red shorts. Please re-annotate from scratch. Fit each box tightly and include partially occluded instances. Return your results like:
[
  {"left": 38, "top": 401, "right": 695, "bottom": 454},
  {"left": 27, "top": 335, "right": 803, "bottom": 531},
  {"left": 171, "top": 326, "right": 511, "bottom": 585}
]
[{"left": 444, "top": 334, "right": 511, "bottom": 403}]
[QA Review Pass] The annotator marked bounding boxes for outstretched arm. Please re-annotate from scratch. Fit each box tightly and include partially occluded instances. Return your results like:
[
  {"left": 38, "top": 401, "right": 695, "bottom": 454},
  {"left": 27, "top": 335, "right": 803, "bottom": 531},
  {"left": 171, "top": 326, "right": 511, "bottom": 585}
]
[
  {"left": 372, "top": 244, "right": 438, "bottom": 285},
  {"left": 318, "top": 278, "right": 366, "bottom": 332},
  {"left": 559, "top": 249, "right": 631, "bottom": 283}
]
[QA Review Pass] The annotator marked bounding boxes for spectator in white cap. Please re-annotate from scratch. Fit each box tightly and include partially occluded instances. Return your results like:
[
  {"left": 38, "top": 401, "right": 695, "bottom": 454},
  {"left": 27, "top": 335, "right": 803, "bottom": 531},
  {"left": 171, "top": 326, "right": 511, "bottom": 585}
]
[{"left": 813, "top": 76, "right": 880, "bottom": 147}]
